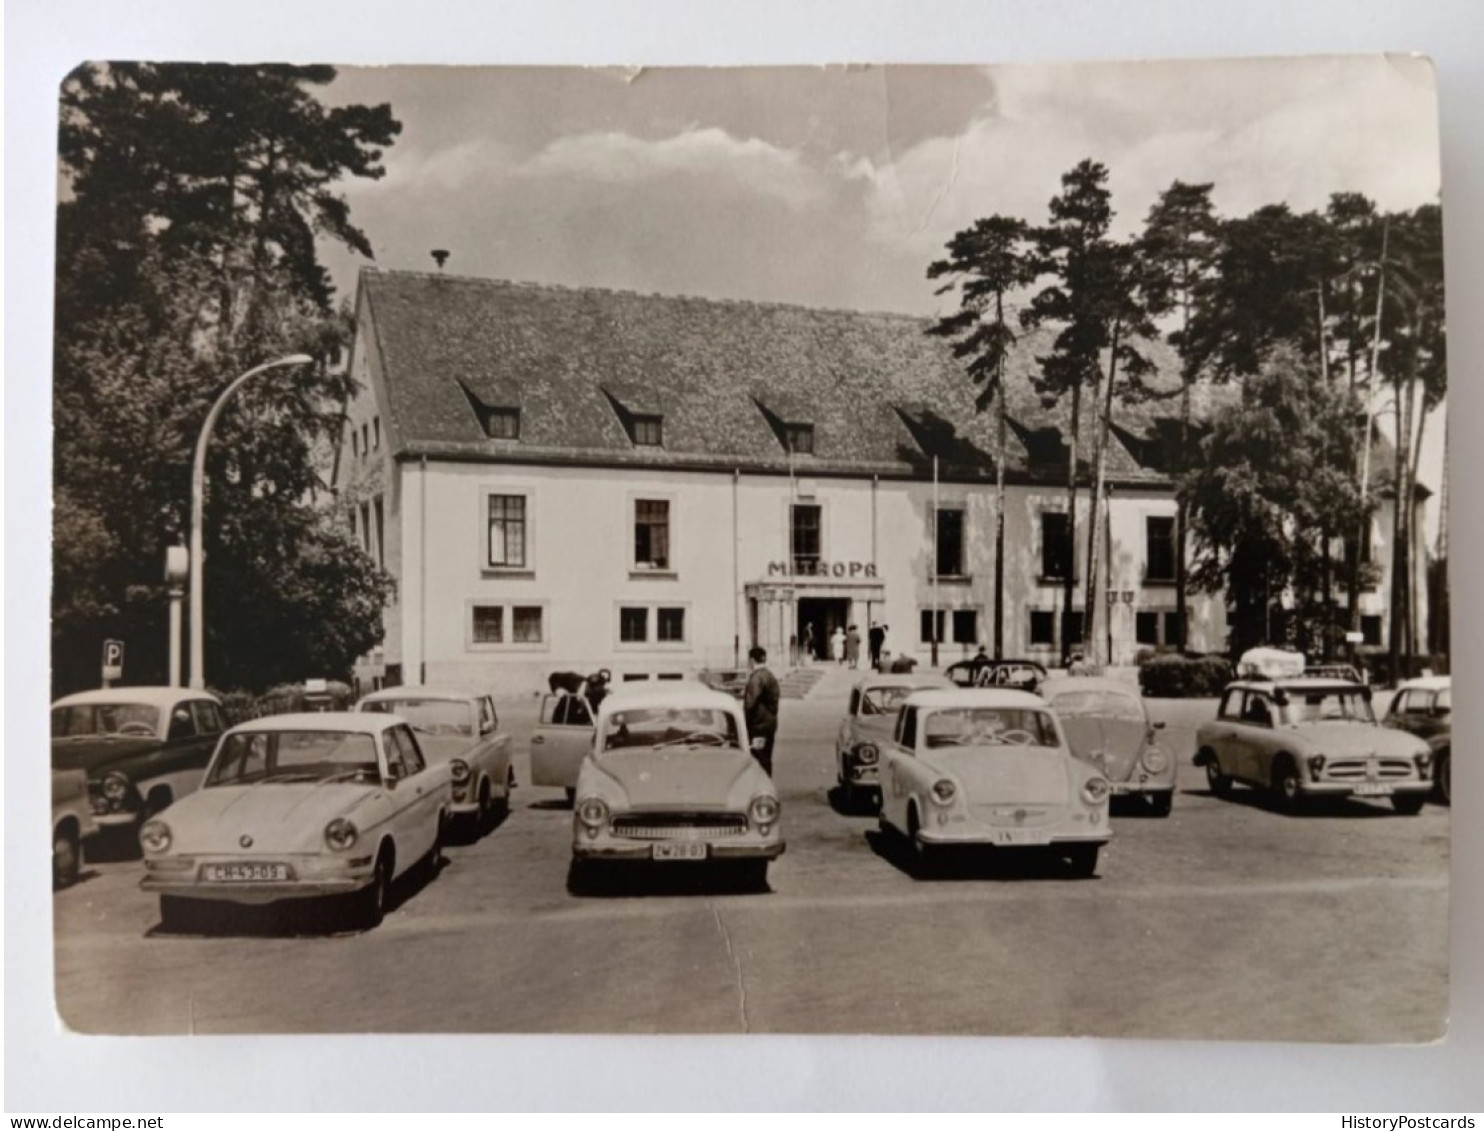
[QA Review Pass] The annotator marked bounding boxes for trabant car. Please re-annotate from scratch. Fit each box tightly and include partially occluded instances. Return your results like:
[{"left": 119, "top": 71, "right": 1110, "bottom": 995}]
[
  {"left": 1194, "top": 678, "right": 1432, "bottom": 814},
  {"left": 835, "top": 671, "right": 953, "bottom": 807},
  {"left": 51, "top": 687, "right": 227, "bottom": 839},
  {"left": 139, "top": 713, "right": 452, "bottom": 930},
  {"left": 1040, "top": 676, "right": 1174, "bottom": 816},
  {"left": 1382, "top": 676, "right": 1451, "bottom": 804},
  {"left": 570, "top": 684, "right": 784, "bottom": 890},
  {"left": 877, "top": 688, "right": 1111, "bottom": 877},
  {"left": 357, "top": 686, "right": 514, "bottom": 832},
  {"left": 52, "top": 768, "right": 99, "bottom": 889}
]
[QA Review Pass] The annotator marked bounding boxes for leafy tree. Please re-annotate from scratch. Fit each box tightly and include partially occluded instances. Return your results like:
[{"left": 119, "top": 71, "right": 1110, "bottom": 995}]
[
  {"left": 927, "top": 215, "right": 1038, "bottom": 658},
  {"left": 53, "top": 64, "right": 401, "bottom": 694},
  {"left": 1139, "top": 180, "right": 1220, "bottom": 648}
]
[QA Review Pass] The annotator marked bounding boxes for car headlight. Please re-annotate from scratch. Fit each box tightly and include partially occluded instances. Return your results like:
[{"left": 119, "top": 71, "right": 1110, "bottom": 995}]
[
  {"left": 930, "top": 779, "right": 957, "bottom": 804},
  {"left": 1415, "top": 751, "right": 1432, "bottom": 774},
  {"left": 102, "top": 772, "right": 131, "bottom": 805},
  {"left": 449, "top": 759, "right": 471, "bottom": 784},
  {"left": 577, "top": 797, "right": 609, "bottom": 829},
  {"left": 1141, "top": 746, "right": 1169, "bottom": 774},
  {"left": 749, "top": 795, "right": 780, "bottom": 827},
  {"left": 139, "top": 819, "right": 172, "bottom": 855},
  {"left": 1307, "top": 754, "right": 1327, "bottom": 778},
  {"left": 1081, "top": 777, "right": 1110, "bottom": 805},
  {"left": 324, "top": 818, "right": 358, "bottom": 852},
  {"left": 856, "top": 743, "right": 880, "bottom": 766}
]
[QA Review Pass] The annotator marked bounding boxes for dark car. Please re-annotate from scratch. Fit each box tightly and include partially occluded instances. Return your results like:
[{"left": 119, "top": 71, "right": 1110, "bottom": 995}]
[
  {"left": 1382, "top": 677, "right": 1451, "bottom": 804},
  {"left": 945, "top": 656, "right": 1048, "bottom": 694},
  {"left": 50, "top": 687, "right": 227, "bottom": 842}
]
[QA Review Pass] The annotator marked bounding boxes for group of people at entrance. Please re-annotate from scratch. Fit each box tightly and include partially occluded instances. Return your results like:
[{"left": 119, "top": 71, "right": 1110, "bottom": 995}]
[{"left": 801, "top": 621, "right": 891, "bottom": 670}]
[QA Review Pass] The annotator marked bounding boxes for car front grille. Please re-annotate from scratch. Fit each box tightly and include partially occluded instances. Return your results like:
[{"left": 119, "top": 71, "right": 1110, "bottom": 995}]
[
  {"left": 969, "top": 805, "right": 1057, "bottom": 827},
  {"left": 1324, "top": 758, "right": 1416, "bottom": 781},
  {"left": 610, "top": 813, "right": 748, "bottom": 841}
]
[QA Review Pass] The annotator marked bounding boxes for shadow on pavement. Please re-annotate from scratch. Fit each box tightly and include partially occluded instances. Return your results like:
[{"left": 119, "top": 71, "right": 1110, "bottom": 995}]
[
  {"left": 863, "top": 827, "right": 1102, "bottom": 882},
  {"left": 1183, "top": 785, "right": 1409, "bottom": 818},
  {"left": 565, "top": 859, "right": 770, "bottom": 899}
]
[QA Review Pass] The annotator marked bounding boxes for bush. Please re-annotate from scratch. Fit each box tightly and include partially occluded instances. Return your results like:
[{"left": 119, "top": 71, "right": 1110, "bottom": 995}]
[{"left": 1138, "top": 653, "right": 1234, "bottom": 698}]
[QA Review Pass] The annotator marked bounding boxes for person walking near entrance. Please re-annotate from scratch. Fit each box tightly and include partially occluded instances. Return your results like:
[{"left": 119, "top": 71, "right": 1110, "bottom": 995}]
[
  {"left": 802, "top": 622, "right": 817, "bottom": 663},
  {"left": 831, "top": 626, "right": 846, "bottom": 664},
  {"left": 845, "top": 624, "right": 861, "bottom": 669},
  {"left": 869, "top": 622, "right": 886, "bottom": 670},
  {"left": 743, "top": 646, "right": 781, "bottom": 776}
]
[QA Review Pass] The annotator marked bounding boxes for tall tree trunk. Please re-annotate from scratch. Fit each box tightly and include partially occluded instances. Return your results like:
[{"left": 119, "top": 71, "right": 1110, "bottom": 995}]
[
  {"left": 1084, "top": 321, "right": 1122, "bottom": 665},
  {"left": 1388, "top": 367, "right": 1408, "bottom": 683},
  {"left": 1406, "top": 373, "right": 1428, "bottom": 659},
  {"left": 1352, "top": 219, "right": 1388, "bottom": 636},
  {"left": 1062, "top": 380, "right": 1082, "bottom": 663},
  {"left": 994, "top": 373, "right": 1007, "bottom": 660}
]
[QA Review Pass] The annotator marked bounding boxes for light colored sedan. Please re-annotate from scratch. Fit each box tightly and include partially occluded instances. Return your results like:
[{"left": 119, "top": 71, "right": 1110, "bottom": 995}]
[
  {"left": 52, "top": 768, "right": 98, "bottom": 889},
  {"left": 139, "top": 713, "right": 452, "bottom": 930},
  {"left": 1040, "top": 676, "right": 1175, "bottom": 816},
  {"left": 877, "top": 688, "right": 1111, "bottom": 877},
  {"left": 835, "top": 672, "right": 953, "bottom": 808},
  {"left": 570, "top": 684, "right": 784, "bottom": 891},
  {"left": 357, "top": 686, "right": 514, "bottom": 833}
]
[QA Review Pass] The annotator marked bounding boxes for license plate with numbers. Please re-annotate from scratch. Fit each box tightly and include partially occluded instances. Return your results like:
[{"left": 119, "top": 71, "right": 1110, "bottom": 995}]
[
  {"left": 1352, "top": 783, "right": 1393, "bottom": 796},
  {"left": 652, "top": 842, "right": 707, "bottom": 861},
  {"left": 202, "top": 862, "right": 290, "bottom": 882}
]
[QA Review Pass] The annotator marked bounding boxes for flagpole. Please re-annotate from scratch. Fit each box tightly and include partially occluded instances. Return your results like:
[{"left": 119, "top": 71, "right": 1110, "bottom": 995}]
[{"left": 932, "top": 455, "right": 940, "bottom": 669}]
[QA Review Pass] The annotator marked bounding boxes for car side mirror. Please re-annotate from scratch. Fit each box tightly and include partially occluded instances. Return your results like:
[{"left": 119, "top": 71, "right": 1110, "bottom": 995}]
[{"left": 1152, "top": 720, "right": 1167, "bottom": 730}]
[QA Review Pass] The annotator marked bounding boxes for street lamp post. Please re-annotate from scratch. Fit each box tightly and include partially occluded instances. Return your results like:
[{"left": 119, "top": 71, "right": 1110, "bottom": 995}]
[{"left": 188, "top": 354, "right": 315, "bottom": 689}]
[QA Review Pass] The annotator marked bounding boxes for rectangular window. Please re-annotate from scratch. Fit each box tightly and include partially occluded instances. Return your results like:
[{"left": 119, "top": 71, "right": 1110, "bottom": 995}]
[
  {"left": 620, "top": 606, "right": 648, "bottom": 643},
  {"left": 1136, "top": 611, "right": 1159, "bottom": 645},
  {"left": 359, "top": 503, "right": 372, "bottom": 555},
  {"left": 791, "top": 504, "right": 821, "bottom": 572},
  {"left": 1163, "top": 610, "right": 1183, "bottom": 646},
  {"left": 1041, "top": 512, "right": 1071, "bottom": 580},
  {"left": 657, "top": 607, "right": 686, "bottom": 643},
  {"left": 472, "top": 605, "right": 504, "bottom": 644},
  {"left": 485, "top": 407, "right": 520, "bottom": 440},
  {"left": 488, "top": 494, "right": 527, "bottom": 568},
  {"left": 351, "top": 430, "right": 360, "bottom": 459},
  {"left": 512, "top": 606, "right": 544, "bottom": 643},
  {"left": 1030, "top": 610, "right": 1055, "bottom": 646},
  {"left": 361, "top": 423, "right": 369, "bottom": 458},
  {"left": 632, "top": 414, "right": 663, "bottom": 447},
  {"left": 1146, "top": 516, "right": 1177, "bottom": 583},
  {"left": 373, "top": 497, "right": 385, "bottom": 569},
  {"left": 951, "top": 608, "right": 978, "bottom": 645},
  {"left": 1063, "top": 610, "right": 1085, "bottom": 643},
  {"left": 936, "top": 508, "right": 965, "bottom": 577},
  {"left": 373, "top": 417, "right": 381, "bottom": 450},
  {"left": 920, "top": 609, "right": 946, "bottom": 644},
  {"left": 786, "top": 423, "right": 814, "bottom": 455},
  {"left": 1361, "top": 614, "right": 1382, "bottom": 646},
  {"left": 634, "top": 499, "right": 670, "bottom": 570}
]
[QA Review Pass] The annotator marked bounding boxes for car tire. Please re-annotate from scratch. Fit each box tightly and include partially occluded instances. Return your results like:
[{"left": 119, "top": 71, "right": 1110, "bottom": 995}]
[
  {"left": 567, "top": 857, "right": 605, "bottom": 896},
  {"left": 504, "top": 764, "right": 517, "bottom": 804},
  {"left": 158, "top": 894, "right": 201, "bottom": 933},
  {"left": 1202, "top": 751, "right": 1232, "bottom": 797},
  {"left": 53, "top": 824, "right": 81, "bottom": 890},
  {"left": 1435, "top": 751, "right": 1450, "bottom": 806},
  {"left": 734, "top": 859, "right": 769, "bottom": 892},
  {"left": 1066, "top": 844, "right": 1100, "bottom": 878},
  {"left": 906, "top": 807, "right": 939, "bottom": 879},
  {"left": 356, "top": 845, "right": 394, "bottom": 930},
  {"left": 422, "top": 816, "right": 445, "bottom": 881},
  {"left": 1147, "top": 792, "right": 1173, "bottom": 818},
  {"left": 1271, "top": 755, "right": 1303, "bottom": 811},
  {"left": 1391, "top": 792, "right": 1426, "bottom": 816},
  {"left": 477, "top": 780, "right": 495, "bottom": 833}
]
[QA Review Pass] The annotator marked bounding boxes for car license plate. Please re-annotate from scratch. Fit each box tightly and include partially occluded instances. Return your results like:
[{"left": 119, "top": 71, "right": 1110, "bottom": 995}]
[
  {"left": 991, "top": 829, "right": 1044, "bottom": 846},
  {"left": 202, "top": 862, "right": 290, "bottom": 882},
  {"left": 1352, "top": 783, "right": 1393, "bottom": 796},
  {"left": 652, "top": 842, "right": 707, "bottom": 861}
]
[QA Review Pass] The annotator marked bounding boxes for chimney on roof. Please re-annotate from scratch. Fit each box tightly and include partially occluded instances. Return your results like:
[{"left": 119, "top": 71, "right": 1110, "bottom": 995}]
[{"left": 431, "top": 249, "right": 450, "bottom": 271}]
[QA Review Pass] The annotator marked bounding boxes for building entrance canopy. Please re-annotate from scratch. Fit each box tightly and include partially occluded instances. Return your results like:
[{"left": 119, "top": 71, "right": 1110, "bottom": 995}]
[{"left": 745, "top": 579, "right": 886, "bottom": 603}]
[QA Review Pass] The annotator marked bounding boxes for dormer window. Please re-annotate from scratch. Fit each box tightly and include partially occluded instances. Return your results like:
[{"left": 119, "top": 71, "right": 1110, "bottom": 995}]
[
  {"left": 785, "top": 423, "right": 814, "bottom": 455},
  {"left": 484, "top": 406, "right": 521, "bottom": 440},
  {"left": 632, "top": 414, "right": 663, "bottom": 447}
]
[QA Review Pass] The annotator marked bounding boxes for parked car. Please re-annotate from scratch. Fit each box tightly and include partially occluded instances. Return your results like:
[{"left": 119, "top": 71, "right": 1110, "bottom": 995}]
[
  {"left": 944, "top": 657, "right": 1048, "bottom": 694},
  {"left": 530, "top": 691, "right": 598, "bottom": 802},
  {"left": 52, "top": 768, "right": 99, "bottom": 889},
  {"left": 51, "top": 688, "right": 227, "bottom": 840},
  {"left": 357, "top": 686, "right": 514, "bottom": 831},
  {"left": 835, "top": 671, "right": 953, "bottom": 808},
  {"left": 569, "top": 684, "right": 784, "bottom": 890},
  {"left": 877, "top": 688, "right": 1111, "bottom": 877},
  {"left": 1382, "top": 676, "right": 1451, "bottom": 804},
  {"left": 1040, "top": 676, "right": 1175, "bottom": 816},
  {"left": 1194, "top": 678, "right": 1433, "bottom": 814},
  {"left": 138, "top": 712, "right": 452, "bottom": 930}
]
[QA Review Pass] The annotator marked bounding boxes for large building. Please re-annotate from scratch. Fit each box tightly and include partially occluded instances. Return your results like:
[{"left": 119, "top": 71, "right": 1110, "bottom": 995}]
[{"left": 333, "top": 268, "right": 1415, "bottom": 695}]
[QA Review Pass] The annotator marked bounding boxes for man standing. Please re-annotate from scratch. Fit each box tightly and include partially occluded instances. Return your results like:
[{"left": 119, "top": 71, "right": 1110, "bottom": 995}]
[
  {"left": 743, "top": 646, "right": 781, "bottom": 776},
  {"left": 869, "top": 622, "right": 886, "bottom": 670}
]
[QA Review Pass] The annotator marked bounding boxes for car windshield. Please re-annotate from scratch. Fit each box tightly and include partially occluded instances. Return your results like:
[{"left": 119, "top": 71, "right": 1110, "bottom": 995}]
[
  {"left": 362, "top": 698, "right": 472, "bottom": 736},
  {"left": 1280, "top": 689, "right": 1376, "bottom": 725},
  {"left": 51, "top": 703, "right": 160, "bottom": 739},
  {"left": 1049, "top": 690, "right": 1145, "bottom": 722},
  {"left": 206, "top": 730, "right": 381, "bottom": 786},
  {"left": 922, "top": 707, "right": 1060, "bottom": 748},
  {"left": 861, "top": 686, "right": 917, "bottom": 716},
  {"left": 600, "top": 707, "right": 742, "bottom": 753}
]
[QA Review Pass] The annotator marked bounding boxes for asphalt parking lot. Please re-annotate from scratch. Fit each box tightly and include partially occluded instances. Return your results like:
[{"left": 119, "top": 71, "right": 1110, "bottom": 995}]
[{"left": 52, "top": 681, "right": 1449, "bottom": 1041}]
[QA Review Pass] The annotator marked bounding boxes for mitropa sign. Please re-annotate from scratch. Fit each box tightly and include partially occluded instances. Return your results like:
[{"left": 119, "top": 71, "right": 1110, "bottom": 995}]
[{"left": 767, "top": 560, "right": 879, "bottom": 579}]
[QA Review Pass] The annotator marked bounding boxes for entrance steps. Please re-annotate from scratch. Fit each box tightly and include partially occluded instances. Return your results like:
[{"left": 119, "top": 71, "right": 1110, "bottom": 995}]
[
  {"left": 778, "top": 666, "right": 827, "bottom": 699},
  {"left": 781, "top": 662, "right": 862, "bottom": 699}
]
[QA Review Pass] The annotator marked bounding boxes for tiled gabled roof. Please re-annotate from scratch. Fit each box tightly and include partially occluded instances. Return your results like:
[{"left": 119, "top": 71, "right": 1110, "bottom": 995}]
[{"left": 359, "top": 268, "right": 1193, "bottom": 485}]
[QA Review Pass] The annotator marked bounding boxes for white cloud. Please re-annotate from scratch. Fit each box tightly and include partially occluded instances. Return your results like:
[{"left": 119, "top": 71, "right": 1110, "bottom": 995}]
[
  {"left": 519, "top": 127, "right": 828, "bottom": 210},
  {"left": 372, "top": 138, "right": 516, "bottom": 194}
]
